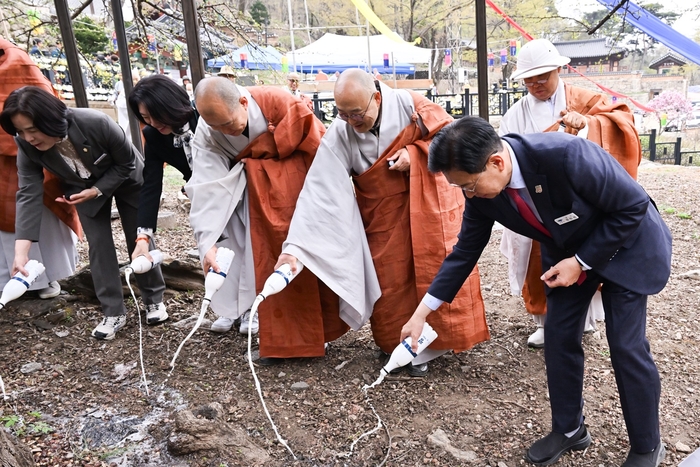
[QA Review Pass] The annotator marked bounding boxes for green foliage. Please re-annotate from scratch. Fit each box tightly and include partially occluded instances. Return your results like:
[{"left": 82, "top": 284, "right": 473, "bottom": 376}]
[
  {"left": 73, "top": 16, "right": 110, "bottom": 56},
  {"left": 0, "top": 415, "right": 20, "bottom": 428},
  {"left": 250, "top": 1, "right": 270, "bottom": 26},
  {"left": 30, "top": 421, "right": 53, "bottom": 434},
  {"left": 678, "top": 213, "right": 692, "bottom": 220}
]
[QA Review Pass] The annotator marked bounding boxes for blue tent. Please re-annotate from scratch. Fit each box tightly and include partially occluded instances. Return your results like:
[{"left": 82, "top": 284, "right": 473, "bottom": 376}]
[
  {"left": 596, "top": 0, "right": 700, "bottom": 66},
  {"left": 208, "top": 45, "right": 283, "bottom": 71}
]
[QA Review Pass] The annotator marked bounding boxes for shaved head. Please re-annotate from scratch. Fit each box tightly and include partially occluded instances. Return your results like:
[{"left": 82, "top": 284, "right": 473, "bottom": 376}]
[
  {"left": 333, "top": 69, "right": 381, "bottom": 133},
  {"left": 194, "top": 77, "right": 241, "bottom": 108},
  {"left": 194, "top": 77, "right": 249, "bottom": 136},
  {"left": 334, "top": 69, "right": 376, "bottom": 98}
]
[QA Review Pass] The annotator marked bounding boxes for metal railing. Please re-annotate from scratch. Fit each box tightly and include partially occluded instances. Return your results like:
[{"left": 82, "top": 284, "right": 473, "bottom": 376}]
[
  {"left": 309, "top": 87, "right": 528, "bottom": 125},
  {"left": 639, "top": 129, "right": 697, "bottom": 166}
]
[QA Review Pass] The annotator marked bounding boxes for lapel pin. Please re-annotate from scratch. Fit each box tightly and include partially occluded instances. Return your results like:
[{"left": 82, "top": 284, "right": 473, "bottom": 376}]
[
  {"left": 535, "top": 185, "right": 542, "bottom": 193},
  {"left": 83, "top": 148, "right": 88, "bottom": 152}
]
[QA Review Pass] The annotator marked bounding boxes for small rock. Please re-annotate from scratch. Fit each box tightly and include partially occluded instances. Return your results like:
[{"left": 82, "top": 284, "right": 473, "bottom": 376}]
[
  {"left": 171, "top": 315, "right": 213, "bottom": 331},
  {"left": 334, "top": 360, "right": 350, "bottom": 371},
  {"left": 291, "top": 382, "right": 309, "bottom": 391},
  {"left": 679, "top": 269, "right": 700, "bottom": 279},
  {"left": 113, "top": 362, "right": 137, "bottom": 382},
  {"left": 157, "top": 211, "right": 178, "bottom": 230},
  {"left": 674, "top": 332, "right": 683, "bottom": 340},
  {"left": 484, "top": 284, "right": 493, "bottom": 291},
  {"left": 277, "top": 372, "right": 286, "bottom": 378},
  {"left": 676, "top": 441, "right": 692, "bottom": 453},
  {"left": 54, "top": 330, "right": 70, "bottom": 338},
  {"left": 427, "top": 428, "right": 477, "bottom": 461},
  {"left": 20, "top": 362, "right": 42, "bottom": 374},
  {"left": 460, "top": 365, "right": 470, "bottom": 373},
  {"left": 498, "top": 462, "right": 509, "bottom": 467},
  {"left": 513, "top": 342, "right": 519, "bottom": 348}
]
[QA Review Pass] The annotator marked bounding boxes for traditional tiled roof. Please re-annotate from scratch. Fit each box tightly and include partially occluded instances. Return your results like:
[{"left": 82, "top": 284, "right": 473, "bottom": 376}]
[
  {"left": 553, "top": 38, "right": 626, "bottom": 59},
  {"left": 648, "top": 52, "right": 687, "bottom": 69}
]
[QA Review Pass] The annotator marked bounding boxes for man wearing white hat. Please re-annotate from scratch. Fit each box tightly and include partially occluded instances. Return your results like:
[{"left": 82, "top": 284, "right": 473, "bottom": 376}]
[
  {"left": 499, "top": 38, "right": 641, "bottom": 348},
  {"left": 216, "top": 65, "right": 238, "bottom": 82}
]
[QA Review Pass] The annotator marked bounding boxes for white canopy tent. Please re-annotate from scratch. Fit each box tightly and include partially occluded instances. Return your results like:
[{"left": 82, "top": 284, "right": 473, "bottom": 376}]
[{"left": 287, "top": 33, "right": 431, "bottom": 73}]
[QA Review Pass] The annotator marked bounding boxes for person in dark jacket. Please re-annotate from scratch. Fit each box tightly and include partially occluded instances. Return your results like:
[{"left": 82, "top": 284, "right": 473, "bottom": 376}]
[
  {"left": 127, "top": 74, "right": 196, "bottom": 255},
  {"left": 1, "top": 86, "right": 167, "bottom": 340}
]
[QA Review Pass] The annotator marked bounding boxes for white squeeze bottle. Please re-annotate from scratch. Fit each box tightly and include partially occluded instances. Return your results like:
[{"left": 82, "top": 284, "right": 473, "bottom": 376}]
[
  {"left": 259, "top": 262, "right": 304, "bottom": 299},
  {"left": 129, "top": 250, "right": 164, "bottom": 274},
  {"left": 364, "top": 322, "right": 438, "bottom": 390},
  {"left": 204, "top": 247, "right": 235, "bottom": 301},
  {"left": 0, "top": 260, "right": 46, "bottom": 308}
]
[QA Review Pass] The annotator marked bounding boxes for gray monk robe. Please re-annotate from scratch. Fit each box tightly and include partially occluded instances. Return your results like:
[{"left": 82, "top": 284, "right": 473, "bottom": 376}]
[
  {"left": 283, "top": 82, "right": 489, "bottom": 354},
  {"left": 186, "top": 85, "right": 347, "bottom": 358}
]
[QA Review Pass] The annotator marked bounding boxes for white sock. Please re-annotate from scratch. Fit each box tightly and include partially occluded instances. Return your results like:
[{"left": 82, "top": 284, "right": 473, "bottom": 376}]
[{"left": 564, "top": 426, "right": 581, "bottom": 438}]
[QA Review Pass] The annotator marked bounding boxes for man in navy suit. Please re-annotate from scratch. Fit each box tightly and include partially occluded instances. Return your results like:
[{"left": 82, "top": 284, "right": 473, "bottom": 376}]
[{"left": 400, "top": 116, "right": 671, "bottom": 467}]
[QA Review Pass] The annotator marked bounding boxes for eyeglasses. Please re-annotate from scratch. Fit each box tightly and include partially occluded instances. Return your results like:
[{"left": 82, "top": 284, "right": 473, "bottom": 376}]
[
  {"left": 288, "top": 79, "right": 299, "bottom": 83},
  {"left": 450, "top": 169, "right": 485, "bottom": 194},
  {"left": 522, "top": 71, "right": 552, "bottom": 87},
  {"left": 337, "top": 93, "right": 375, "bottom": 122}
]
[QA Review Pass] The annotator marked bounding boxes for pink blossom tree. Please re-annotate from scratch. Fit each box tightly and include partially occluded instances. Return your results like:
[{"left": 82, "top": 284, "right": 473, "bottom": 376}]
[{"left": 647, "top": 91, "right": 694, "bottom": 132}]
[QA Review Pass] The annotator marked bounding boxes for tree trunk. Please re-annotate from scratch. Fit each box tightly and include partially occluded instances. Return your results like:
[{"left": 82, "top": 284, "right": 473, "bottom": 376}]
[{"left": 0, "top": 430, "right": 35, "bottom": 467}]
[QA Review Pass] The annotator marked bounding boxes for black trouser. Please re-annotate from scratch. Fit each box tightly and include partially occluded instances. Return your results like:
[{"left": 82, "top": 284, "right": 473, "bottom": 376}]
[{"left": 544, "top": 270, "right": 660, "bottom": 453}]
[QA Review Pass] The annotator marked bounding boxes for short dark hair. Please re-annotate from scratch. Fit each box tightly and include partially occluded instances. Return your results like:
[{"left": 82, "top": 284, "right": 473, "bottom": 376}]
[
  {"left": 128, "top": 74, "right": 194, "bottom": 132},
  {"left": 0, "top": 86, "right": 68, "bottom": 138},
  {"left": 428, "top": 116, "right": 502, "bottom": 174}
]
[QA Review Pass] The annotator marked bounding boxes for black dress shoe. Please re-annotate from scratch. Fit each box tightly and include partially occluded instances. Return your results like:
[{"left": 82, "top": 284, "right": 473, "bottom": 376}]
[
  {"left": 526, "top": 425, "right": 591, "bottom": 466},
  {"left": 621, "top": 442, "right": 666, "bottom": 467}
]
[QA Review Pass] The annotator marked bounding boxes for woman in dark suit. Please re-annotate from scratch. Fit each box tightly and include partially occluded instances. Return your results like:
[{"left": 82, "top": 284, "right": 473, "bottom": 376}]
[
  {"left": 0, "top": 86, "right": 167, "bottom": 340},
  {"left": 127, "top": 75, "right": 196, "bottom": 265}
]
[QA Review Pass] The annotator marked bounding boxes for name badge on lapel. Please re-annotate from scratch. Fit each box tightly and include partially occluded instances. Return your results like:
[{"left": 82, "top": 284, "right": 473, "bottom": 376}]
[{"left": 554, "top": 213, "right": 579, "bottom": 225}]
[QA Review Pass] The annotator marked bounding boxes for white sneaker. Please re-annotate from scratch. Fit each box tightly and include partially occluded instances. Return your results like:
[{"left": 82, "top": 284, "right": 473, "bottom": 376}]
[
  {"left": 38, "top": 281, "right": 61, "bottom": 299},
  {"left": 91, "top": 315, "right": 127, "bottom": 340},
  {"left": 210, "top": 316, "right": 235, "bottom": 333},
  {"left": 527, "top": 327, "right": 545, "bottom": 348},
  {"left": 239, "top": 309, "right": 259, "bottom": 335},
  {"left": 145, "top": 302, "right": 168, "bottom": 324}
]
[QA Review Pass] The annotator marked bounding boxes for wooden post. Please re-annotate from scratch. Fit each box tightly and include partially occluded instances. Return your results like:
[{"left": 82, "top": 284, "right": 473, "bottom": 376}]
[{"left": 53, "top": 0, "right": 88, "bottom": 107}]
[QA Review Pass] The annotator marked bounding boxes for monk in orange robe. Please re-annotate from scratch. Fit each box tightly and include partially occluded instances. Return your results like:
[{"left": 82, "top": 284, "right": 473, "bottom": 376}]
[
  {"left": 499, "top": 38, "right": 640, "bottom": 347},
  {"left": 186, "top": 77, "right": 347, "bottom": 359},
  {"left": 278, "top": 69, "right": 489, "bottom": 376}
]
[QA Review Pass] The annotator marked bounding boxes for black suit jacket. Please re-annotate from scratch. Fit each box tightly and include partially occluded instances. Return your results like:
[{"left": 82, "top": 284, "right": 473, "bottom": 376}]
[
  {"left": 427, "top": 132, "right": 672, "bottom": 301},
  {"left": 136, "top": 115, "right": 196, "bottom": 230},
  {"left": 15, "top": 108, "right": 143, "bottom": 240}
]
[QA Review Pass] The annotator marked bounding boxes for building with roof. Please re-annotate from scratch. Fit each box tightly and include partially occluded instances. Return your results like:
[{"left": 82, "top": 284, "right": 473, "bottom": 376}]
[
  {"left": 648, "top": 52, "right": 687, "bottom": 74},
  {"left": 553, "top": 38, "right": 627, "bottom": 74}
]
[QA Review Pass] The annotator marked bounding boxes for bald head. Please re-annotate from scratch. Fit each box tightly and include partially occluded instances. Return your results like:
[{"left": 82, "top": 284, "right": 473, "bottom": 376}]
[
  {"left": 334, "top": 69, "right": 376, "bottom": 98},
  {"left": 334, "top": 69, "right": 381, "bottom": 133},
  {"left": 194, "top": 77, "right": 241, "bottom": 107},
  {"left": 194, "top": 77, "right": 249, "bottom": 136}
]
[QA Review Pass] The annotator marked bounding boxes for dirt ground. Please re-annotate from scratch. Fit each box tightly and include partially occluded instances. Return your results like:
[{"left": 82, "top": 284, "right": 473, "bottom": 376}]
[{"left": 0, "top": 161, "right": 698, "bottom": 467}]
